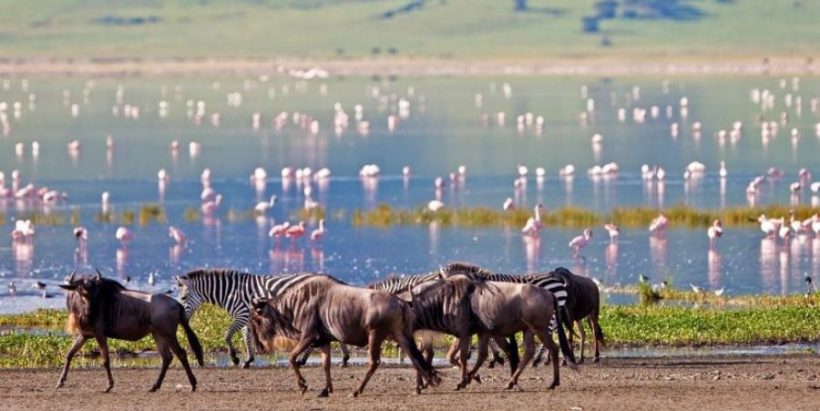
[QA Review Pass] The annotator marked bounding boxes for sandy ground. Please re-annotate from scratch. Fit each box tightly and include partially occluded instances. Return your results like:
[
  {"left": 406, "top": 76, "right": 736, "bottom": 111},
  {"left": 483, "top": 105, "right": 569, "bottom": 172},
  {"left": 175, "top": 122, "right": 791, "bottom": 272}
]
[
  {"left": 0, "top": 355, "right": 817, "bottom": 410},
  {"left": 0, "top": 57, "right": 816, "bottom": 77}
]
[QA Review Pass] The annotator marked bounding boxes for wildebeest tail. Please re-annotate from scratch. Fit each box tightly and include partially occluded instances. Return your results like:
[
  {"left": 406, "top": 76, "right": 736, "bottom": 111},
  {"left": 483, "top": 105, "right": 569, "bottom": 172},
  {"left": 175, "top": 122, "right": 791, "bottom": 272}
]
[
  {"left": 179, "top": 304, "right": 205, "bottom": 366},
  {"left": 553, "top": 297, "right": 578, "bottom": 369},
  {"left": 506, "top": 336, "right": 519, "bottom": 374},
  {"left": 593, "top": 320, "right": 605, "bottom": 347},
  {"left": 396, "top": 330, "right": 439, "bottom": 387}
]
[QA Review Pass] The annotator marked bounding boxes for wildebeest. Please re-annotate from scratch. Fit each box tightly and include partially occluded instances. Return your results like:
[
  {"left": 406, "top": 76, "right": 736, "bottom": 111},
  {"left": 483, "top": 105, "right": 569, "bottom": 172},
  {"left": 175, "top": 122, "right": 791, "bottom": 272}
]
[
  {"left": 248, "top": 274, "right": 439, "bottom": 397},
  {"left": 546, "top": 267, "right": 604, "bottom": 364},
  {"left": 56, "top": 269, "right": 204, "bottom": 392},
  {"left": 408, "top": 273, "right": 577, "bottom": 391}
]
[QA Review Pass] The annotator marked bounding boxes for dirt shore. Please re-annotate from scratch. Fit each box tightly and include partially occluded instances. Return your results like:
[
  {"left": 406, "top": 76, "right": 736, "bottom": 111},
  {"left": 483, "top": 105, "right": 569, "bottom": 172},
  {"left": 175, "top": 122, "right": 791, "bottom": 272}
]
[
  {"left": 0, "top": 355, "right": 817, "bottom": 410},
  {"left": 0, "top": 57, "right": 816, "bottom": 78}
]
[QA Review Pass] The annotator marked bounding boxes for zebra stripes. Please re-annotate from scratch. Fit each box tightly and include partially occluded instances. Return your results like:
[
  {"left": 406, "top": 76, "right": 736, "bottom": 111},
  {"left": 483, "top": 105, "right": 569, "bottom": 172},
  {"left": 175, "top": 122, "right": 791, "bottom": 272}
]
[
  {"left": 441, "top": 263, "right": 569, "bottom": 309},
  {"left": 367, "top": 271, "right": 441, "bottom": 294},
  {"left": 176, "top": 269, "right": 316, "bottom": 368}
]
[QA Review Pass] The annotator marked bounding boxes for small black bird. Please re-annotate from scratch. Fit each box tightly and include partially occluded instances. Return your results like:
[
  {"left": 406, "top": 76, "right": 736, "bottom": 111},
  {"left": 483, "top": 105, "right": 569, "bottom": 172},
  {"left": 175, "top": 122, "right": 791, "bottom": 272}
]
[
  {"left": 32, "top": 281, "right": 47, "bottom": 291},
  {"left": 806, "top": 276, "right": 817, "bottom": 297}
]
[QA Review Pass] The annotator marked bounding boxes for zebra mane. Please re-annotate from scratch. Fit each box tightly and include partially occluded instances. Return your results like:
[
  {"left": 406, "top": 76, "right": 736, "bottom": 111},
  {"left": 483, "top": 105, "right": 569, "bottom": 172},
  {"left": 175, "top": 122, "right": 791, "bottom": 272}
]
[
  {"left": 180, "top": 268, "right": 253, "bottom": 281},
  {"left": 441, "top": 262, "right": 494, "bottom": 278},
  {"left": 368, "top": 271, "right": 440, "bottom": 292}
]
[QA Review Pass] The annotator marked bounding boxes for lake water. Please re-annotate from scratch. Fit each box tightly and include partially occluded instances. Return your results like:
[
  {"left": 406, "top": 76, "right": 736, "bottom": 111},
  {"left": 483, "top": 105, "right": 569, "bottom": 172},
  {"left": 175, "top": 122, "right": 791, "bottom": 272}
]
[{"left": 0, "top": 75, "right": 817, "bottom": 313}]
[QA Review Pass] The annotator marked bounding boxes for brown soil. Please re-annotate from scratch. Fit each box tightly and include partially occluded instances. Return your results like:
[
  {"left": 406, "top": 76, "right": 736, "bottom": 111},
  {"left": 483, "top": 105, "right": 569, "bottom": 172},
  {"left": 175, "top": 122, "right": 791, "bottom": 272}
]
[{"left": 0, "top": 355, "right": 818, "bottom": 410}]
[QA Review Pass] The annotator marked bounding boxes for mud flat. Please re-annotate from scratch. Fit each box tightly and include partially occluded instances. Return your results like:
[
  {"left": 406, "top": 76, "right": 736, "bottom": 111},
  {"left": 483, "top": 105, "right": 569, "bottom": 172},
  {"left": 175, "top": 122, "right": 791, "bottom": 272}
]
[{"left": 0, "top": 354, "right": 817, "bottom": 410}]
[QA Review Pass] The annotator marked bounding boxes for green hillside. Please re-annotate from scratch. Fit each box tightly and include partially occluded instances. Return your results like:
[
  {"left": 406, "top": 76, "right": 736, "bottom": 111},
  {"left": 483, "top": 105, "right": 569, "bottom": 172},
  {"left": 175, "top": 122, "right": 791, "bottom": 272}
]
[{"left": 0, "top": 0, "right": 817, "bottom": 61}]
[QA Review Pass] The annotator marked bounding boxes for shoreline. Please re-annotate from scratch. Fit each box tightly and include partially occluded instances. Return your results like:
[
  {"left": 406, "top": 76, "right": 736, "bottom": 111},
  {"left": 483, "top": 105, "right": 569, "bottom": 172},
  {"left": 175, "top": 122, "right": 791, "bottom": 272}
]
[{"left": 0, "top": 56, "right": 817, "bottom": 78}]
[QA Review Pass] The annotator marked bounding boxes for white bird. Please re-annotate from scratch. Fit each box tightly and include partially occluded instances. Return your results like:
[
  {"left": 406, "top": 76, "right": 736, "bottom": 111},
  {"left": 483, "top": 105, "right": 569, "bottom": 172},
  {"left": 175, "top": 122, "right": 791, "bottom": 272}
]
[
  {"left": 559, "top": 164, "right": 575, "bottom": 177},
  {"left": 115, "top": 226, "right": 133, "bottom": 246},
  {"left": 254, "top": 195, "right": 277, "bottom": 214},
  {"left": 707, "top": 219, "right": 723, "bottom": 243},
  {"left": 789, "top": 181, "right": 801, "bottom": 193},
  {"left": 11, "top": 219, "right": 34, "bottom": 240},
  {"left": 434, "top": 177, "right": 446, "bottom": 189},
  {"left": 719, "top": 161, "right": 727, "bottom": 178},
  {"left": 714, "top": 287, "right": 725, "bottom": 297},
  {"left": 521, "top": 217, "right": 538, "bottom": 237},
  {"left": 251, "top": 167, "right": 267, "bottom": 182},
  {"left": 778, "top": 224, "right": 792, "bottom": 240},
  {"left": 314, "top": 168, "right": 331, "bottom": 181},
  {"left": 811, "top": 182, "right": 820, "bottom": 193},
  {"left": 402, "top": 166, "right": 412, "bottom": 177},
  {"left": 428, "top": 200, "right": 444, "bottom": 212},
  {"left": 655, "top": 167, "right": 666, "bottom": 181},
  {"left": 568, "top": 228, "right": 593, "bottom": 256},
  {"left": 201, "top": 187, "right": 217, "bottom": 202},
  {"left": 757, "top": 215, "right": 778, "bottom": 237},
  {"left": 281, "top": 167, "right": 295, "bottom": 179},
  {"left": 310, "top": 219, "right": 326, "bottom": 241},
  {"left": 690, "top": 283, "right": 704, "bottom": 293},
  {"left": 168, "top": 226, "right": 186, "bottom": 244},
  {"left": 8, "top": 281, "right": 16, "bottom": 296},
  {"left": 157, "top": 169, "right": 169, "bottom": 182},
  {"left": 502, "top": 197, "right": 515, "bottom": 211},
  {"left": 517, "top": 164, "right": 528, "bottom": 177},
  {"left": 604, "top": 223, "right": 619, "bottom": 242},
  {"left": 649, "top": 214, "right": 668, "bottom": 234},
  {"left": 148, "top": 272, "right": 157, "bottom": 286}
]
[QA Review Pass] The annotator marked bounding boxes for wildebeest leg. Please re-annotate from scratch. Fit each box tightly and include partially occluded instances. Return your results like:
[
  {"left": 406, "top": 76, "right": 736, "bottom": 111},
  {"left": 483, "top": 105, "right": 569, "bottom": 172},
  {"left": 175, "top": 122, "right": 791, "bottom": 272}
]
[
  {"left": 241, "top": 326, "right": 255, "bottom": 369},
  {"left": 56, "top": 335, "right": 87, "bottom": 388},
  {"left": 577, "top": 320, "right": 586, "bottom": 364},
  {"left": 446, "top": 338, "right": 461, "bottom": 366},
  {"left": 462, "top": 334, "right": 490, "bottom": 389},
  {"left": 507, "top": 331, "right": 535, "bottom": 390},
  {"left": 150, "top": 336, "right": 173, "bottom": 392},
  {"left": 536, "top": 328, "right": 561, "bottom": 389},
  {"left": 95, "top": 335, "right": 114, "bottom": 393},
  {"left": 296, "top": 348, "right": 311, "bottom": 366},
  {"left": 317, "top": 344, "right": 333, "bottom": 397},
  {"left": 589, "top": 313, "right": 603, "bottom": 363},
  {"left": 492, "top": 336, "right": 518, "bottom": 377},
  {"left": 289, "top": 336, "right": 316, "bottom": 394},
  {"left": 340, "top": 343, "right": 351, "bottom": 368},
  {"left": 168, "top": 334, "right": 198, "bottom": 392},
  {"left": 454, "top": 335, "right": 472, "bottom": 390},
  {"left": 351, "top": 331, "right": 384, "bottom": 397}
]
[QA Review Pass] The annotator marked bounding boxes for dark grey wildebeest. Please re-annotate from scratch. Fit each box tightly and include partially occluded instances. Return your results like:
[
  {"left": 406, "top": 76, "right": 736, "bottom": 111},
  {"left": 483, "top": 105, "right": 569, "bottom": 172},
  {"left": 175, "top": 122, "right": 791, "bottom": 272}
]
[
  {"left": 248, "top": 274, "right": 439, "bottom": 397},
  {"left": 56, "top": 269, "right": 204, "bottom": 392},
  {"left": 408, "top": 273, "right": 577, "bottom": 391},
  {"left": 546, "top": 267, "right": 604, "bottom": 363}
]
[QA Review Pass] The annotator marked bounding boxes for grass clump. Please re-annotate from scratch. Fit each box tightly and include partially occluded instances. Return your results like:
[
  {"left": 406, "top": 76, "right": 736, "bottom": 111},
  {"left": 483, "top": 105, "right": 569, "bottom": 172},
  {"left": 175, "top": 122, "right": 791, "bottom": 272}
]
[{"left": 138, "top": 204, "right": 166, "bottom": 225}]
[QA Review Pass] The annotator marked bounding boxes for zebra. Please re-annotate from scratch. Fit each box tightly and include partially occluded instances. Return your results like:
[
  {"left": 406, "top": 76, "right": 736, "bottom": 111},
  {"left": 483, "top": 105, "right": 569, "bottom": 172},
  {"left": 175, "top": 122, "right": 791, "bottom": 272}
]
[{"left": 175, "top": 269, "right": 350, "bottom": 368}]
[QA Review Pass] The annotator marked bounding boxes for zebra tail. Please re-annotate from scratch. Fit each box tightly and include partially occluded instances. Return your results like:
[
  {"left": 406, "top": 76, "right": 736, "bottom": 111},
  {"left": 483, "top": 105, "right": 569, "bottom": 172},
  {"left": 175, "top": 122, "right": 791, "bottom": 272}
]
[
  {"left": 180, "top": 305, "right": 205, "bottom": 366},
  {"left": 554, "top": 298, "right": 578, "bottom": 370}
]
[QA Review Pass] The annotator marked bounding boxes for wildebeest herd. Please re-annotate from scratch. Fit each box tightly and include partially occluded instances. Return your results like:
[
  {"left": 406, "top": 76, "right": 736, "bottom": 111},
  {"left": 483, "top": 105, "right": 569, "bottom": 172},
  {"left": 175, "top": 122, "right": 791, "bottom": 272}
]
[{"left": 55, "top": 263, "right": 604, "bottom": 397}]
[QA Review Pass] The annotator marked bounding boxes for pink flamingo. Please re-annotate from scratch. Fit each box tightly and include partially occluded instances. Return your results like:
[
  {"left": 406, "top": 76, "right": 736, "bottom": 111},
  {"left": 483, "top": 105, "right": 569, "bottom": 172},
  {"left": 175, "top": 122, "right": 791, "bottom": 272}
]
[
  {"left": 254, "top": 195, "right": 277, "bottom": 214},
  {"left": 604, "top": 223, "right": 620, "bottom": 242},
  {"left": 569, "top": 228, "right": 593, "bottom": 256},
  {"left": 502, "top": 197, "right": 515, "bottom": 211},
  {"left": 531, "top": 203, "right": 544, "bottom": 230},
  {"left": 310, "top": 219, "right": 326, "bottom": 242},
  {"left": 168, "top": 226, "right": 186, "bottom": 244},
  {"left": 707, "top": 219, "right": 723, "bottom": 246},
  {"left": 269, "top": 221, "right": 290, "bottom": 242},
  {"left": 73, "top": 227, "right": 87, "bottom": 242},
  {"left": 649, "top": 214, "right": 668, "bottom": 235},
  {"left": 285, "top": 221, "right": 306, "bottom": 245},
  {"left": 757, "top": 214, "right": 779, "bottom": 237},
  {"left": 115, "top": 226, "right": 133, "bottom": 246},
  {"left": 11, "top": 220, "right": 34, "bottom": 240},
  {"left": 521, "top": 217, "right": 538, "bottom": 237},
  {"left": 201, "top": 194, "right": 222, "bottom": 215}
]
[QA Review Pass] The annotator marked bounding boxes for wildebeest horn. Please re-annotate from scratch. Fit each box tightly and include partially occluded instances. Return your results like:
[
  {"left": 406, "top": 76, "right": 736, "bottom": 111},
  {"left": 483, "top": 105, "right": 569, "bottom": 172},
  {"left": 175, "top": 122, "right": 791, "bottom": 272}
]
[
  {"left": 94, "top": 268, "right": 103, "bottom": 280},
  {"left": 66, "top": 268, "right": 77, "bottom": 283},
  {"left": 438, "top": 266, "right": 447, "bottom": 279}
]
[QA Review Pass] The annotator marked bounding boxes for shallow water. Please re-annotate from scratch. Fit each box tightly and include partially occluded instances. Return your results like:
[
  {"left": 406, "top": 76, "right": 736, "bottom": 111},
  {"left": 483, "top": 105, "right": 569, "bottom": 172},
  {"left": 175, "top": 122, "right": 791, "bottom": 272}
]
[{"left": 0, "top": 75, "right": 817, "bottom": 313}]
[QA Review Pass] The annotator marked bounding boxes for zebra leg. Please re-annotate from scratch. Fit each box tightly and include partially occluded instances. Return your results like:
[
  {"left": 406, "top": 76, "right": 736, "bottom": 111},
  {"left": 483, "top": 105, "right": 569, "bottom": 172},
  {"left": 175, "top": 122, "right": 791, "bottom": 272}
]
[
  {"left": 241, "top": 326, "right": 255, "bottom": 369},
  {"left": 487, "top": 337, "right": 505, "bottom": 369},
  {"left": 297, "top": 348, "right": 312, "bottom": 366},
  {"left": 224, "top": 318, "right": 245, "bottom": 366},
  {"left": 533, "top": 314, "right": 556, "bottom": 367}
]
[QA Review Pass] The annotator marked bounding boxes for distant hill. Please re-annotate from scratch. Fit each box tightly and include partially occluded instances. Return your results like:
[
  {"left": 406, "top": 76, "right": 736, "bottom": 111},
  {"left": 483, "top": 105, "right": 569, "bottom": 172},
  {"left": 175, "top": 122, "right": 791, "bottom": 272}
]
[{"left": 0, "top": 0, "right": 816, "bottom": 61}]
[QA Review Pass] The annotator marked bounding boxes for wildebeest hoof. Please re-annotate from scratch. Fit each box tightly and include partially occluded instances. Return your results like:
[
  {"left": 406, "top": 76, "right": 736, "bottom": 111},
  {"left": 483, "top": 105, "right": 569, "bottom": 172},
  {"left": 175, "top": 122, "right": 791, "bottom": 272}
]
[
  {"left": 473, "top": 375, "right": 482, "bottom": 384},
  {"left": 299, "top": 385, "right": 308, "bottom": 395},
  {"left": 547, "top": 381, "right": 559, "bottom": 389},
  {"left": 317, "top": 388, "right": 329, "bottom": 397},
  {"left": 350, "top": 390, "right": 361, "bottom": 398},
  {"left": 593, "top": 357, "right": 600, "bottom": 363},
  {"left": 487, "top": 362, "right": 495, "bottom": 369},
  {"left": 55, "top": 382, "right": 64, "bottom": 389}
]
